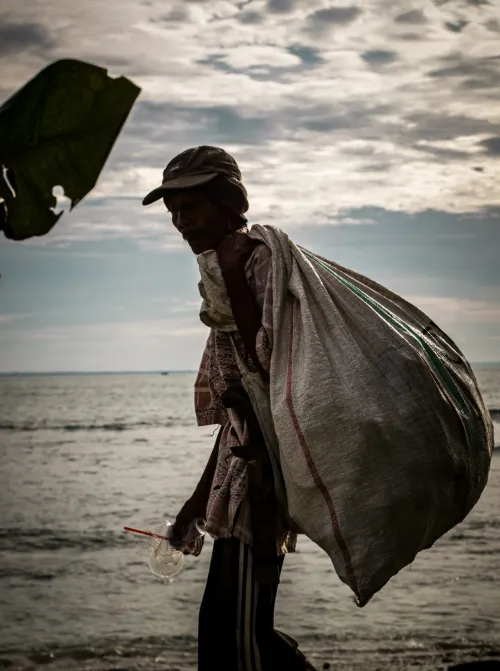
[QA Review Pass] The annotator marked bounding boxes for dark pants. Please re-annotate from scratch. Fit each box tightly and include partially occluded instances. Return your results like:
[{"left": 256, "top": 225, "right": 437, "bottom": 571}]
[{"left": 198, "top": 537, "right": 315, "bottom": 671}]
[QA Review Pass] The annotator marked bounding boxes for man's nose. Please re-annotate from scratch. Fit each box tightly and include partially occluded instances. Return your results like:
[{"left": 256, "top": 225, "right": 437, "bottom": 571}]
[{"left": 172, "top": 211, "right": 183, "bottom": 229}]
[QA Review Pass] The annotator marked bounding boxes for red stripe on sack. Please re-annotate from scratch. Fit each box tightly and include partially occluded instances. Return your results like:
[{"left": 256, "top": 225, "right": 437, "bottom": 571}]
[{"left": 285, "top": 305, "right": 358, "bottom": 596}]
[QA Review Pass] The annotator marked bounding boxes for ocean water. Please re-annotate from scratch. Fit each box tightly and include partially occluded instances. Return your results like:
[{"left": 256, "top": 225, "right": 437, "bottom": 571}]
[{"left": 0, "top": 368, "right": 499, "bottom": 670}]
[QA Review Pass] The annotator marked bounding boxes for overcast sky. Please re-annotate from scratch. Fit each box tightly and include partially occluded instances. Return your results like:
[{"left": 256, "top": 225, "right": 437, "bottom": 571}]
[{"left": 1, "top": 0, "right": 499, "bottom": 372}]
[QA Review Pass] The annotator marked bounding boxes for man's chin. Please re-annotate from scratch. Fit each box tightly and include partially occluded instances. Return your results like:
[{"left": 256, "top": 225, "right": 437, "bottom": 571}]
[{"left": 189, "top": 240, "right": 213, "bottom": 255}]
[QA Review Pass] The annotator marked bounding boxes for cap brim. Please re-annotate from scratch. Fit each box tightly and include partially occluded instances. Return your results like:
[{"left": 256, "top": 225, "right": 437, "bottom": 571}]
[{"left": 142, "top": 172, "right": 218, "bottom": 206}]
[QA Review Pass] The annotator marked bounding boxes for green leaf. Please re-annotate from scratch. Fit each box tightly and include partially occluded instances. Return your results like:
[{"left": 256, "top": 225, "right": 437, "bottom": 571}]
[{"left": 0, "top": 58, "right": 141, "bottom": 241}]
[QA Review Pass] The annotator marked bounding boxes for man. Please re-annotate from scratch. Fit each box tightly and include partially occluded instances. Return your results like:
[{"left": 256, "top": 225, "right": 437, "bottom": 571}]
[{"left": 142, "top": 146, "right": 316, "bottom": 671}]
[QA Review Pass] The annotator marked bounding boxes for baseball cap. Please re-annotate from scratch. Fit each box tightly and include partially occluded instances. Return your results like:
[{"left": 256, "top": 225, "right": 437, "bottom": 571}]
[{"left": 142, "top": 145, "right": 248, "bottom": 209}]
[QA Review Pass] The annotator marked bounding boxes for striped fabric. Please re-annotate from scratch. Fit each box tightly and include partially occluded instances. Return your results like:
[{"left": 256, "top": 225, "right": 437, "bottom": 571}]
[
  {"left": 194, "top": 242, "right": 296, "bottom": 554},
  {"left": 235, "top": 540, "right": 263, "bottom": 671},
  {"left": 198, "top": 538, "right": 315, "bottom": 670},
  {"left": 194, "top": 243, "right": 273, "bottom": 427}
]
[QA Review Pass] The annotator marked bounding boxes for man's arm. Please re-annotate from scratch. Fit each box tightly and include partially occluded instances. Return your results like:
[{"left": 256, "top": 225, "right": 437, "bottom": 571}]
[
  {"left": 245, "top": 243, "right": 273, "bottom": 373},
  {"left": 190, "top": 430, "right": 221, "bottom": 502},
  {"left": 169, "top": 427, "right": 222, "bottom": 544}
]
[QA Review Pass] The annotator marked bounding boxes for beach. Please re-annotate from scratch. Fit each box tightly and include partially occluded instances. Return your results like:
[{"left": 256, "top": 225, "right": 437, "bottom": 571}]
[{"left": 0, "top": 369, "right": 499, "bottom": 670}]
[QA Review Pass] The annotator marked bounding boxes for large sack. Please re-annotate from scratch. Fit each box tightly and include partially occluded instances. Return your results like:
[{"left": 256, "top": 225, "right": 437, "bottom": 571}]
[{"left": 247, "top": 224, "right": 494, "bottom": 606}]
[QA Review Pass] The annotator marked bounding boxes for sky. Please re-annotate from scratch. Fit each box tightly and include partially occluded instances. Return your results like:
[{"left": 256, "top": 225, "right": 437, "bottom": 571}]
[{"left": 0, "top": 0, "right": 499, "bottom": 372}]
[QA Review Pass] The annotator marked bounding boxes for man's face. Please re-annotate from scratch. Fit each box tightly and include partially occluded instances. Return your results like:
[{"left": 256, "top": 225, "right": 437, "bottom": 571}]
[{"left": 163, "top": 191, "right": 231, "bottom": 255}]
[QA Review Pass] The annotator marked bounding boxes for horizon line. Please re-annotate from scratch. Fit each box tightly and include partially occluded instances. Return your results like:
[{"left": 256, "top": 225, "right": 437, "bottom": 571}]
[
  {"left": 1, "top": 362, "right": 500, "bottom": 376},
  {"left": 0, "top": 370, "right": 198, "bottom": 376}
]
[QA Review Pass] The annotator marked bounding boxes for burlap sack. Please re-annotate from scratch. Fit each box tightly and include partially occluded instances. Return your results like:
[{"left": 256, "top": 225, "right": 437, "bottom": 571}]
[{"left": 246, "top": 224, "right": 493, "bottom": 606}]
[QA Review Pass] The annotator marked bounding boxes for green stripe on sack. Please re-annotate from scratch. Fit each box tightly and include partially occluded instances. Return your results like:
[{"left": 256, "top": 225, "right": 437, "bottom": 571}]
[{"left": 301, "top": 249, "right": 481, "bottom": 449}]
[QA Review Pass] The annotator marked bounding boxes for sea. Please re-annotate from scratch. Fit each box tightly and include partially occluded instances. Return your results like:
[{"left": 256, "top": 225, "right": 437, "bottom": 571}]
[{"left": 0, "top": 367, "right": 499, "bottom": 671}]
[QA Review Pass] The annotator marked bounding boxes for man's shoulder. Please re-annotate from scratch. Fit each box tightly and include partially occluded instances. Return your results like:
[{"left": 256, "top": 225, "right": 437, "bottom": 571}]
[{"left": 245, "top": 239, "right": 271, "bottom": 272}]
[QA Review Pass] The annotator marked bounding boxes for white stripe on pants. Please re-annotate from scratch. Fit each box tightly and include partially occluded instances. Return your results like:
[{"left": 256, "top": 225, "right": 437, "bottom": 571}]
[{"left": 236, "top": 539, "right": 262, "bottom": 671}]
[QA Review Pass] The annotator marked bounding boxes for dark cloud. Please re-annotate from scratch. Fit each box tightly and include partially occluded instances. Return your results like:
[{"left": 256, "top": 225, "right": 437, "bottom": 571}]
[
  {"left": 151, "top": 4, "right": 192, "bottom": 23},
  {"left": 357, "top": 161, "right": 393, "bottom": 173},
  {"left": 397, "top": 32, "right": 426, "bottom": 41},
  {"left": 462, "top": 77, "right": 500, "bottom": 91},
  {"left": 128, "top": 99, "right": 396, "bottom": 157},
  {"left": 0, "top": 19, "right": 56, "bottom": 57},
  {"left": 402, "top": 112, "right": 500, "bottom": 144},
  {"left": 196, "top": 54, "right": 234, "bottom": 74},
  {"left": 361, "top": 50, "right": 398, "bottom": 66},
  {"left": 267, "top": 0, "right": 297, "bottom": 12},
  {"left": 479, "top": 137, "right": 500, "bottom": 156},
  {"left": 196, "top": 50, "right": 323, "bottom": 81},
  {"left": 429, "top": 58, "right": 486, "bottom": 77},
  {"left": 237, "top": 11, "right": 263, "bottom": 24},
  {"left": 394, "top": 10, "right": 428, "bottom": 24},
  {"left": 307, "top": 6, "right": 362, "bottom": 32},
  {"left": 466, "top": 0, "right": 489, "bottom": 5},
  {"left": 126, "top": 100, "right": 278, "bottom": 149},
  {"left": 287, "top": 44, "right": 324, "bottom": 67},
  {"left": 427, "top": 54, "right": 500, "bottom": 91},
  {"left": 444, "top": 20, "right": 469, "bottom": 32},
  {"left": 117, "top": 96, "right": 500, "bottom": 177},
  {"left": 296, "top": 102, "right": 392, "bottom": 134},
  {"left": 159, "top": 6, "right": 190, "bottom": 22},
  {"left": 484, "top": 19, "right": 500, "bottom": 32},
  {"left": 342, "top": 145, "right": 377, "bottom": 157},
  {"left": 411, "top": 145, "right": 471, "bottom": 161}
]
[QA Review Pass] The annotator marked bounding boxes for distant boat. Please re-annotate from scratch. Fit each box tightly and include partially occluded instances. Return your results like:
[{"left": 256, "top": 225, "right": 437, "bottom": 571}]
[{"left": 160, "top": 372, "right": 169, "bottom": 376}]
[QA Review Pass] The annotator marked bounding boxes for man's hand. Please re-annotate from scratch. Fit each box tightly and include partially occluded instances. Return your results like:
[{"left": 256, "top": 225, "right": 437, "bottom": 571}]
[
  {"left": 169, "top": 492, "right": 208, "bottom": 551},
  {"left": 169, "top": 427, "right": 222, "bottom": 552}
]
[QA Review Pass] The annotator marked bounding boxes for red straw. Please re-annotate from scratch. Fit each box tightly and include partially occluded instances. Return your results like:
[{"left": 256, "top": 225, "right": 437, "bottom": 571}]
[{"left": 124, "top": 526, "right": 169, "bottom": 541}]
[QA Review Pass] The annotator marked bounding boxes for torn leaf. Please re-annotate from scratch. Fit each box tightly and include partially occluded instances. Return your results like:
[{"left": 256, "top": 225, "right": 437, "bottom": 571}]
[{"left": 0, "top": 58, "right": 141, "bottom": 241}]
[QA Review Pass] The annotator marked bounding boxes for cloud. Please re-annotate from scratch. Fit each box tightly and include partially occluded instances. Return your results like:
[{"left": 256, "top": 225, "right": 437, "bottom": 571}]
[
  {"left": 401, "top": 112, "right": 500, "bottom": 143},
  {"left": 361, "top": 50, "right": 398, "bottom": 66},
  {"left": 237, "top": 10, "right": 263, "bottom": 24},
  {"left": 307, "top": 5, "right": 362, "bottom": 34},
  {"left": 394, "top": 10, "right": 428, "bottom": 24},
  {"left": 0, "top": 18, "right": 56, "bottom": 56},
  {"left": 410, "top": 144, "right": 471, "bottom": 161},
  {"left": 444, "top": 19, "right": 469, "bottom": 32},
  {"left": 203, "top": 46, "right": 301, "bottom": 71},
  {"left": 427, "top": 53, "right": 500, "bottom": 91},
  {"left": 484, "top": 19, "right": 500, "bottom": 31},
  {"left": 267, "top": 0, "right": 297, "bottom": 13},
  {"left": 1, "top": 0, "right": 500, "bottom": 238},
  {"left": 287, "top": 44, "right": 324, "bottom": 67},
  {"left": 479, "top": 136, "right": 500, "bottom": 156},
  {"left": 155, "top": 5, "right": 191, "bottom": 22}
]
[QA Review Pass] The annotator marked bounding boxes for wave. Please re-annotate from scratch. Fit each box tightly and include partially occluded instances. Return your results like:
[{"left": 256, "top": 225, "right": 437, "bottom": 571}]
[
  {"left": 0, "top": 527, "right": 131, "bottom": 553},
  {"left": 1, "top": 634, "right": 500, "bottom": 668},
  {"left": 0, "top": 419, "right": 195, "bottom": 432},
  {"left": 0, "top": 634, "right": 198, "bottom": 664},
  {"left": 1, "top": 412, "right": 498, "bottom": 433},
  {"left": 0, "top": 406, "right": 498, "bottom": 434}
]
